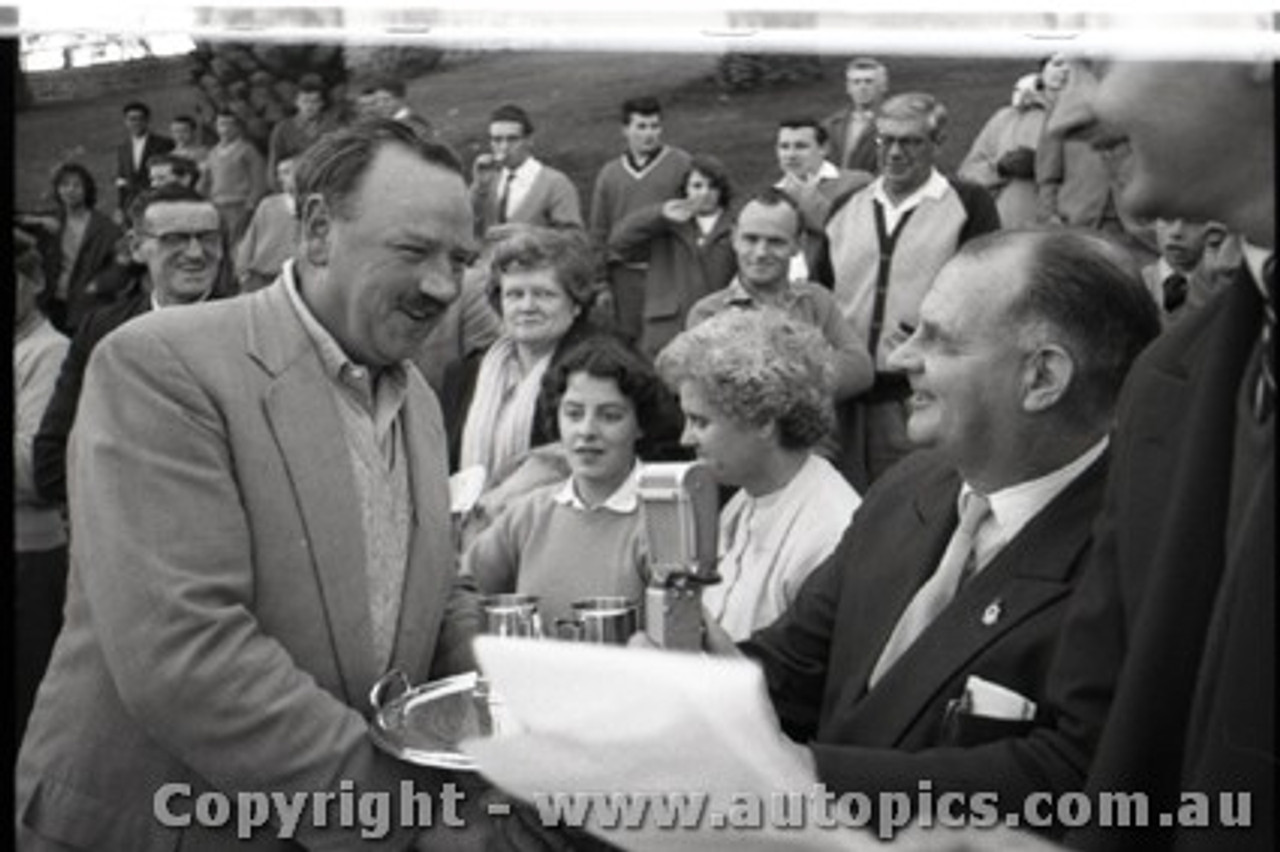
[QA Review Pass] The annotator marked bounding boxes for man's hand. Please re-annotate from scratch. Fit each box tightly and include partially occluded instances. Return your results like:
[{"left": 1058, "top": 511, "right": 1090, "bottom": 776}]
[
  {"left": 701, "top": 608, "right": 742, "bottom": 657},
  {"left": 995, "top": 147, "right": 1036, "bottom": 181},
  {"left": 472, "top": 152, "right": 498, "bottom": 185},
  {"left": 661, "top": 197, "right": 695, "bottom": 223}
]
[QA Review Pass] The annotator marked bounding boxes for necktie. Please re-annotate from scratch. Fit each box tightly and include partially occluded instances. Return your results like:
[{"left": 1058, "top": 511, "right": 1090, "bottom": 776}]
[
  {"left": 869, "top": 491, "right": 992, "bottom": 688},
  {"left": 496, "top": 170, "right": 512, "bottom": 224},
  {"left": 1254, "top": 257, "right": 1276, "bottom": 422},
  {"left": 1162, "top": 272, "right": 1188, "bottom": 313}
]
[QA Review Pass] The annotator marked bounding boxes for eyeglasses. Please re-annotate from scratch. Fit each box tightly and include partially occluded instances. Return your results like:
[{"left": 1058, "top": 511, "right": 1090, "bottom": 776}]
[
  {"left": 143, "top": 230, "right": 223, "bottom": 252},
  {"left": 874, "top": 134, "right": 931, "bottom": 152}
]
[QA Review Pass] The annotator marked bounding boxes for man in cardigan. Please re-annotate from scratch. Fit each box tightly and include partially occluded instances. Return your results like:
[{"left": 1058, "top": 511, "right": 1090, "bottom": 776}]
[
  {"left": 470, "top": 103, "right": 583, "bottom": 238},
  {"left": 825, "top": 91, "right": 1000, "bottom": 489},
  {"left": 821, "top": 57, "right": 890, "bottom": 174},
  {"left": 589, "top": 96, "right": 693, "bottom": 343}
]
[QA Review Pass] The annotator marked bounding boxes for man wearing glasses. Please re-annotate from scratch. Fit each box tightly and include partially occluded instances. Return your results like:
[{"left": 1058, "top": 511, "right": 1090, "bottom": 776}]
[
  {"left": 824, "top": 91, "right": 1000, "bottom": 490},
  {"left": 31, "top": 183, "right": 227, "bottom": 506},
  {"left": 470, "top": 103, "right": 583, "bottom": 238}
]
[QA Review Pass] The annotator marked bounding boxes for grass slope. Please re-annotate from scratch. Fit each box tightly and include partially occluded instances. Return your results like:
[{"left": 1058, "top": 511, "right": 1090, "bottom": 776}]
[{"left": 16, "top": 49, "right": 1032, "bottom": 214}]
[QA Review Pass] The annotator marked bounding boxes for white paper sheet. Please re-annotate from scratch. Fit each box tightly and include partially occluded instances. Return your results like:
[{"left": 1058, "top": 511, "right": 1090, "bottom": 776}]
[{"left": 462, "top": 636, "right": 871, "bottom": 851}]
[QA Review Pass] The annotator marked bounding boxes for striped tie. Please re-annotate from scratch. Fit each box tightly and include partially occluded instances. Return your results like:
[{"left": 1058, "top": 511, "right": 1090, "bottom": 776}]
[{"left": 870, "top": 491, "right": 991, "bottom": 687}]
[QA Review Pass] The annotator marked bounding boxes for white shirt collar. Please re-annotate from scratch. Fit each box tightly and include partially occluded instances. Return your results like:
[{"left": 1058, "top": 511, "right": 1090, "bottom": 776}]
[
  {"left": 1242, "top": 242, "right": 1272, "bottom": 300},
  {"left": 872, "top": 167, "right": 949, "bottom": 212},
  {"left": 552, "top": 463, "right": 641, "bottom": 514},
  {"left": 776, "top": 160, "right": 842, "bottom": 187},
  {"left": 504, "top": 156, "right": 542, "bottom": 182},
  {"left": 960, "top": 436, "right": 1109, "bottom": 570}
]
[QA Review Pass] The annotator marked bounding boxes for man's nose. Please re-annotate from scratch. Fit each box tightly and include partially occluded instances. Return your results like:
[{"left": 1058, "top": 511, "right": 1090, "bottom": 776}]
[{"left": 419, "top": 263, "right": 461, "bottom": 305}]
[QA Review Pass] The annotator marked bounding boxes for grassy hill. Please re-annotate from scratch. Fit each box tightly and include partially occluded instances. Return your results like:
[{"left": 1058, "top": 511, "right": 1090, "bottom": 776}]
[{"left": 15, "top": 48, "right": 1032, "bottom": 214}]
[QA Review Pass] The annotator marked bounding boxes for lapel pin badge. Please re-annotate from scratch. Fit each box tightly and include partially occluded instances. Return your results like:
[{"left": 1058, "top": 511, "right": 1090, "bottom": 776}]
[{"left": 981, "top": 600, "right": 1003, "bottom": 626}]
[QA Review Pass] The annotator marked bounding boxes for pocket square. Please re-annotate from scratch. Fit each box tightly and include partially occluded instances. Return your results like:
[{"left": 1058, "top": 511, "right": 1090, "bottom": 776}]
[{"left": 962, "top": 675, "right": 1037, "bottom": 721}]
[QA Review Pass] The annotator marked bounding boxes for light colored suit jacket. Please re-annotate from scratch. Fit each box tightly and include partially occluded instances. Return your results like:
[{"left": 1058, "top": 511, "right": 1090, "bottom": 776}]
[
  {"left": 472, "top": 162, "right": 583, "bottom": 236},
  {"left": 16, "top": 280, "right": 481, "bottom": 851}
]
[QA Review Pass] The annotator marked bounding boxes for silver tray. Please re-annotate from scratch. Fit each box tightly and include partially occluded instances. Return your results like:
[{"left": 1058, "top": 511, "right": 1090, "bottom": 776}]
[{"left": 368, "top": 670, "right": 505, "bottom": 771}]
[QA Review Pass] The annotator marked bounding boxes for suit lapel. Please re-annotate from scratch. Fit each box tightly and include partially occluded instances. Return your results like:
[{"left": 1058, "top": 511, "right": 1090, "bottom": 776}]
[
  {"left": 251, "top": 283, "right": 376, "bottom": 706},
  {"left": 837, "top": 456, "right": 1108, "bottom": 747},
  {"left": 836, "top": 474, "right": 959, "bottom": 700},
  {"left": 389, "top": 392, "right": 455, "bottom": 681}
]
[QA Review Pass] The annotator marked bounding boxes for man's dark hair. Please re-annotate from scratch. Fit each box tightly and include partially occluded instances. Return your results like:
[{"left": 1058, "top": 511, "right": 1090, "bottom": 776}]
[
  {"left": 620, "top": 96, "right": 662, "bottom": 124},
  {"left": 297, "top": 74, "right": 326, "bottom": 97},
  {"left": 739, "top": 187, "right": 803, "bottom": 237},
  {"left": 51, "top": 162, "right": 99, "bottom": 210},
  {"left": 964, "top": 229, "right": 1161, "bottom": 428},
  {"left": 292, "top": 118, "right": 463, "bottom": 220},
  {"left": 171, "top": 114, "right": 197, "bottom": 130},
  {"left": 122, "top": 101, "right": 151, "bottom": 119},
  {"left": 778, "top": 117, "right": 828, "bottom": 147},
  {"left": 490, "top": 104, "right": 534, "bottom": 136},
  {"left": 15, "top": 236, "right": 44, "bottom": 284}
]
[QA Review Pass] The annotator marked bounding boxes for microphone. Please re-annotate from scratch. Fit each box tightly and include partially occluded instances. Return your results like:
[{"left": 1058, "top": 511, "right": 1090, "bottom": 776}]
[{"left": 638, "top": 462, "right": 720, "bottom": 650}]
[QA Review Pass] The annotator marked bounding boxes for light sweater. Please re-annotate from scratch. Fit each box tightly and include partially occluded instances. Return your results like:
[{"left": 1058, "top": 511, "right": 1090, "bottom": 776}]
[
  {"left": 703, "top": 454, "right": 861, "bottom": 641},
  {"left": 462, "top": 475, "right": 649, "bottom": 625}
]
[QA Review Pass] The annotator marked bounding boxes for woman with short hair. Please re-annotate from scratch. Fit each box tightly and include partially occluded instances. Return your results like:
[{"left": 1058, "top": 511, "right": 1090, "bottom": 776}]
[
  {"left": 443, "top": 224, "right": 604, "bottom": 485},
  {"left": 463, "top": 335, "right": 679, "bottom": 624},
  {"left": 608, "top": 154, "right": 737, "bottom": 358},
  {"left": 656, "top": 308, "right": 862, "bottom": 640}
]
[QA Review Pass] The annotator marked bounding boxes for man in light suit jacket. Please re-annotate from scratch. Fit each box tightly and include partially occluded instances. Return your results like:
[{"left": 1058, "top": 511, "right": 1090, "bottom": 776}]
[
  {"left": 115, "top": 100, "right": 174, "bottom": 222},
  {"left": 17, "top": 120, "right": 491, "bottom": 851},
  {"left": 470, "top": 103, "right": 583, "bottom": 238},
  {"left": 732, "top": 228, "right": 1159, "bottom": 827}
]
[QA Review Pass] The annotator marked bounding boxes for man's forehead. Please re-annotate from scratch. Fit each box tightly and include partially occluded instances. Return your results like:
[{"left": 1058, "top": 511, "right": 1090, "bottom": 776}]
[
  {"left": 737, "top": 202, "right": 798, "bottom": 237},
  {"left": 877, "top": 115, "right": 929, "bottom": 135},
  {"left": 628, "top": 114, "right": 661, "bottom": 127},
  {"left": 847, "top": 70, "right": 880, "bottom": 82},
  {"left": 778, "top": 127, "right": 819, "bottom": 145},
  {"left": 145, "top": 202, "right": 220, "bottom": 230}
]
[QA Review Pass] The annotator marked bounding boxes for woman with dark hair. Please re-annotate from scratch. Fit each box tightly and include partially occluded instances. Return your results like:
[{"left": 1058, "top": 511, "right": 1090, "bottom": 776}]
[
  {"left": 443, "top": 224, "right": 604, "bottom": 484},
  {"left": 462, "top": 335, "right": 679, "bottom": 623},
  {"left": 608, "top": 153, "right": 737, "bottom": 358},
  {"left": 15, "top": 162, "right": 123, "bottom": 333}
]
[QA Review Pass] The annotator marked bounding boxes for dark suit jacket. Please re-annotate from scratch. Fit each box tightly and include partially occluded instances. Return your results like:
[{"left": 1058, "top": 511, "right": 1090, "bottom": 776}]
[
  {"left": 116, "top": 132, "right": 175, "bottom": 213},
  {"left": 822, "top": 107, "right": 880, "bottom": 174},
  {"left": 30, "top": 209, "right": 124, "bottom": 334},
  {"left": 1059, "top": 270, "right": 1273, "bottom": 852},
  {"left": 742, "top": 447, "right": 1109, "bottom": 816},
  {"left": 17, "top": 281, "right": 481, "bottom": 851},
  {"left": 32, "top": 279, "right": 151, "bottom": 504}
]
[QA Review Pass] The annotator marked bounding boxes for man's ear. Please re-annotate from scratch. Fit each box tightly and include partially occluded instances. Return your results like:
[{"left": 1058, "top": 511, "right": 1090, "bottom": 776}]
[
  {"left": 1022, "top": 344, "right": 1074, "bottom": 413},
  {"left": 301, "top": 193, "right": 333, "bottom": 267}
]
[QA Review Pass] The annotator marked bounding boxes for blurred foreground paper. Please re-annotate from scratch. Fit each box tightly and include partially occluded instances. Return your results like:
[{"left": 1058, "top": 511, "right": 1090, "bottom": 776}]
[{"left": 463, "top": 636, "right": 868, "bottom": 851}]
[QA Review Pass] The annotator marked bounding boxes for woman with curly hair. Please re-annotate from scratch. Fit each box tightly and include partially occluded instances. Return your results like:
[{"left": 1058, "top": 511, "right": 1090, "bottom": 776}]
[{"left": 656, "top": 308, "right": 861, "bottom": 640}]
